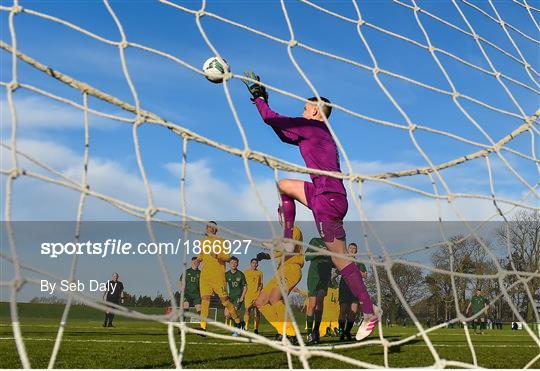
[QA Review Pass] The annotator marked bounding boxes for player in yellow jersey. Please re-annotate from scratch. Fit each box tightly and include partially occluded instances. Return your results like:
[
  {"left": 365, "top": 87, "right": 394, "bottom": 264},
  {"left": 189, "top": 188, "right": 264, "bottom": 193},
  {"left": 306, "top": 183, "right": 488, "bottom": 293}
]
[
  {"left": 243, "top": 258, "right": 264, "bottom": 333},
  {"left": 254, "top": 208, "right": 304, "bottom": 344},
  {"left": 294, "top": 275, "right": 340, "bottom": 338},
  {"left": 196, "top": 221, "right": 245, "bottom": 334},
  {"left": 320, "top": 270, "right": 340, "bottom": 337}
]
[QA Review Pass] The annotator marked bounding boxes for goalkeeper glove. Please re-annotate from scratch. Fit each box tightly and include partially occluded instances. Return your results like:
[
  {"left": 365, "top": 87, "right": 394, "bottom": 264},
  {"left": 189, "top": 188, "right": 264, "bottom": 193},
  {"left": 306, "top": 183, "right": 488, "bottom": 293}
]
[
  {"left": 243, "top": 71, "right": 268, "bottom": 103},
  {"left": 257, "top": 252, "right": 271, "bottom": 261}
]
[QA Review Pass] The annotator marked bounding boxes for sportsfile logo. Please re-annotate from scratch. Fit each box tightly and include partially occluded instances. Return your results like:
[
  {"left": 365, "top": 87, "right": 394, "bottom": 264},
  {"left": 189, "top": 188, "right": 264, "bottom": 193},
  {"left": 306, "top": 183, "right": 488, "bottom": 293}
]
[
  {"left": 40, "top": 238, "right": 252, "bottom": 258},
  {"left": 40, "top": 239, "right": 176, "bottom": 258}
]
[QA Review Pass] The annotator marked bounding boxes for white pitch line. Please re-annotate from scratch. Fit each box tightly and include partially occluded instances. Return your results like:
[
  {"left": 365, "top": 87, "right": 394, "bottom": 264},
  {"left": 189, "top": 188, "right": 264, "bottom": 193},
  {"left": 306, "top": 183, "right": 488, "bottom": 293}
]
[
  {"left": 0, "top": 324, "right": 534, "bottom": 337},
  {"left": 0, "top": 337, "right": 248, "bottom": 346},
  {"left": 0, "top": 324, "right": 172, "bottom": 331},
  {"left": 0, "top": 337, "right": 538, "bottom": 348}
]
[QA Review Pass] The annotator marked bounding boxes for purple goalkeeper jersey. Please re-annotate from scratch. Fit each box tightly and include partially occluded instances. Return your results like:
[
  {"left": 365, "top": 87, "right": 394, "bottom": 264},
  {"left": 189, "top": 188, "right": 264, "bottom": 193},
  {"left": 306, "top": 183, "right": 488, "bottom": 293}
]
[{"left": 255, "top": 98, "right": 346, "bottom": 196}]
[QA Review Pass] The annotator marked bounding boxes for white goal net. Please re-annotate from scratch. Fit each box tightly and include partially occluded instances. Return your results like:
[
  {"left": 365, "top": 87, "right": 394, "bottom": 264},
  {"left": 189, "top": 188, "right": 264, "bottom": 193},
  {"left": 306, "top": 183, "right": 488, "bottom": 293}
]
[{"left": 1, "top": 0, "right": 539, "bottom": 369}]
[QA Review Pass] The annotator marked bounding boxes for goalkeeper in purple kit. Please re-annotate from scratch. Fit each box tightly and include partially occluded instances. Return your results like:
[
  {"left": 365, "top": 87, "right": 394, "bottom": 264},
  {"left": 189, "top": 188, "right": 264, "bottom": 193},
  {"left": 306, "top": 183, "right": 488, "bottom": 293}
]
[{"left": 243, "top": 72, "right": 380, "bottom": 341}]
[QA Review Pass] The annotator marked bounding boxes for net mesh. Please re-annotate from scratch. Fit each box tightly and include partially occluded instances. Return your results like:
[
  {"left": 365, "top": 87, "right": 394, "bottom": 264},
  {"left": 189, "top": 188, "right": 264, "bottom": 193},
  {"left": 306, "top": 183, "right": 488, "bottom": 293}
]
[{"left": 1, "top": 0, "right": 539, "bottom": 368}]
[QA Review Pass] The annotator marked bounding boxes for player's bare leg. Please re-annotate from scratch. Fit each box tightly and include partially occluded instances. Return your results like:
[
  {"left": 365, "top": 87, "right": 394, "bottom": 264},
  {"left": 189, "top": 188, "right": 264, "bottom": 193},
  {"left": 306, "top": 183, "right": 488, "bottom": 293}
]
[
  {"left": 278, "top": 179, "right": 308, "bottom": 206},
  {"left": 243, "top": 306, "right": 251, "bottom": 330},
  {"left": 253, "top": 307, "right": 261, "bottom": 334},
  {"left": 199, "top": 294, "right": 212, "bottom": 335},
  {"left": 219, "top": 296, "right": 243, "bottom": 329},
  {"left": 255, "top": 288, "right": 295, "bottom": 339},
  {"left": 224, "top": 307, "right": 231, "bottom": 326},
  {"left": 244, "top": 304, "right": 260, "bottom": 333}
]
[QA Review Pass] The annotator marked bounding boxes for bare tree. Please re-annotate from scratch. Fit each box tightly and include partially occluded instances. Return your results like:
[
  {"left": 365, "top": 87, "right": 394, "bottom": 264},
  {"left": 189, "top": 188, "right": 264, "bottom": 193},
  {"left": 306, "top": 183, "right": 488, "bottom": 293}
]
[
  {"left": 426, "top": 234, "right": 497, "bottom": 320},
  {"left": 368, "top": 262, "right": 427, "bottom": 325},
  {"left": 497, "top": 210, "right": 540, "bottom": 322}
]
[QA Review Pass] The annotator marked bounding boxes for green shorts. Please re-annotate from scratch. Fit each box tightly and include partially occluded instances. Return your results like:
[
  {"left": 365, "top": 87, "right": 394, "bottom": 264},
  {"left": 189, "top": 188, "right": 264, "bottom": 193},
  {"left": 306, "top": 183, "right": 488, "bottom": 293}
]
[
  {"left": 184, "top": 293, "right": 201, "bottom": 306},
  {"left": 307, "top": 259, "right": 333, "bottom": 297}
]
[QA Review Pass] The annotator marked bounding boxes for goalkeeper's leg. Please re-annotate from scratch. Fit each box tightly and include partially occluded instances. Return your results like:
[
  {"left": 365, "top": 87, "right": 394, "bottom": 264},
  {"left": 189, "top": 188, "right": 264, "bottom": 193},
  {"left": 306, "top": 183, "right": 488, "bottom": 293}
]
[
  {"left": 277, "top": 179, "right": 308, "bottom": 238},
  {"left": 301, "top": 181, "right": 377, "bottom": 330}
]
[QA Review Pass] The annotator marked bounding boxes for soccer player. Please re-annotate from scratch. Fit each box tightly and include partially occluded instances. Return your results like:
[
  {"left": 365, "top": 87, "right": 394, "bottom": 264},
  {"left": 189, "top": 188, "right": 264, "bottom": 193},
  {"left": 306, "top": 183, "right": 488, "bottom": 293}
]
[
  {"left": 254, "top": 216, "right": 304, "bottom": 344},
  {"left": 243, "top": 72, "right": 379, "bottom": 341},
  {"left": 305, "top": 237, "right": 333, "bottom": 345},
  {"left": 466, "top": 288, "right": 489, "bottom": 335},
  {"left": 338, "top": 243, "right": 368, "bottom": 341},
  {"left": 178, "top": 257, "right": 202, "bottom": 314},
  {"left": 320, "top": 269, "right": 340, "bottom": 338},
  {"left": 244, "top": 258, "right": 264, "bottom": 333},
  {"left": 102, "top": 272, "right": 124, "bottom": 328},
  {"left": 197, "top": 221, "right": 244, "bottom": 333},
  {"left": 225, "top": 256, "right": 247, "bottom": 329}
]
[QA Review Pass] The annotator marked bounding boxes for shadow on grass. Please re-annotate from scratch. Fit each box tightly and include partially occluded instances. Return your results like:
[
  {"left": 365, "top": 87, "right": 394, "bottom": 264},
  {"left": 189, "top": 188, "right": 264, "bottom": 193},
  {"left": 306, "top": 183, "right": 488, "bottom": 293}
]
[
  {"left": 181, "top": 349, "right": 286, "bottom": 368},
  {"left": 371, "top": 338, "right": 424, "bottom": 355}
]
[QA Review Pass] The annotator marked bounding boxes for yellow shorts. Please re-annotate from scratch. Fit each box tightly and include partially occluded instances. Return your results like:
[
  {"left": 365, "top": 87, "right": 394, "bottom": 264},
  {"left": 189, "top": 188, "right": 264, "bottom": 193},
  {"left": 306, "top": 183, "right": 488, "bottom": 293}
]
[
  {"left": 322, "top": 309, "right": 339, "bottom": 323},
  {"left": 263, "top": 264, "right": 302, "bottom": 295},
  {"left": 200, "top": 278, "right": 228, "bottom": 298},
  {"left": 244, "top": 292, "right": 260, "bottom": 308}
]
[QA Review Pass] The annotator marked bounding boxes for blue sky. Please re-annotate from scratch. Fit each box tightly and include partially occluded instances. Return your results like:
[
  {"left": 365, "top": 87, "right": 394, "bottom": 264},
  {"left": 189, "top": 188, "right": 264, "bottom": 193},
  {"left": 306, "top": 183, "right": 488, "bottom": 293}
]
[{"left": 0, "top": 0, "right": 538, "bottom": 300}]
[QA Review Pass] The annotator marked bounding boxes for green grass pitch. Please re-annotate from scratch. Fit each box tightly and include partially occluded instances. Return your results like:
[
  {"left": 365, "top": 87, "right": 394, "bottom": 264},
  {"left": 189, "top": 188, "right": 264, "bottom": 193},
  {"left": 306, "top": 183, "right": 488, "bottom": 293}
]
[{"left": 1, "top": 303, "right": 538, "bottom": 368}]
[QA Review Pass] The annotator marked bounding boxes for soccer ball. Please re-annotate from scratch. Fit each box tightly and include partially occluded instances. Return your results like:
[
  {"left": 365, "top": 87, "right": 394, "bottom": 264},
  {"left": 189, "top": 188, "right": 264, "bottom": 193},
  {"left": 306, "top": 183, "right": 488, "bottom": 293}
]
[{"left": 202, "top": 56, "right": 230, "bottom": 84}]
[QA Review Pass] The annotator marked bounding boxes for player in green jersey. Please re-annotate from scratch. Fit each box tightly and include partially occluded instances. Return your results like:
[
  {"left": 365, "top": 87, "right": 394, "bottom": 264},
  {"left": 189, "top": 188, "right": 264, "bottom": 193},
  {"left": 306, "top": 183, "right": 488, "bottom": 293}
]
[
  {"left": 466, "top": 288, "right": 489, "bottom": 334},
  {"left": 225, "top": 256, "right": 247, "bottom": 330},
  {"left": 179, "top": 257, "right": 202, "bottom": 313},
  {"left": 305, "top": 237, "right": 334, "bottom": 345}
]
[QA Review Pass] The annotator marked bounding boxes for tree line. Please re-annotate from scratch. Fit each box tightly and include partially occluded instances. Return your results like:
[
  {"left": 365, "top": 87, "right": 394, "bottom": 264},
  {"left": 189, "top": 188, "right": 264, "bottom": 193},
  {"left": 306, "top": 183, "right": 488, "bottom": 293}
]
[{"left": 365, "top": 210, "right": 539, "bottom": 325}]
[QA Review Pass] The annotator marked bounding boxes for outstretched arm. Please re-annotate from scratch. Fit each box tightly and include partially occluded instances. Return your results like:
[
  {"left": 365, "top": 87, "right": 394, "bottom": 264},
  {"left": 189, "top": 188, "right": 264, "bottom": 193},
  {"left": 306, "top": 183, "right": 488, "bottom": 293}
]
[
  {"left": 243, "top": 71, "right": 307, "bottom": 144},
  {"left": 254, "top": 98, "right": 308, "bottom": 144}
]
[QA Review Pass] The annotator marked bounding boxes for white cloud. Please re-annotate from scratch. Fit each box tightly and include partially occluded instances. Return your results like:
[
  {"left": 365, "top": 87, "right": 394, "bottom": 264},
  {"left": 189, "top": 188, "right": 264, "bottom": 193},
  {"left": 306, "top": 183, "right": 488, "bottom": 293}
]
[
  {"left": 162, "top": 160, "right": 313, "bottom": 221},
  {"left": 0, "top": 95, "right": 130, "bottom": 134},
  {"left": 1, "top": 137, "right": 532, "bottom": 223},
  {"left": 1, "top": 96, "right": 85, "bottom": 130}
]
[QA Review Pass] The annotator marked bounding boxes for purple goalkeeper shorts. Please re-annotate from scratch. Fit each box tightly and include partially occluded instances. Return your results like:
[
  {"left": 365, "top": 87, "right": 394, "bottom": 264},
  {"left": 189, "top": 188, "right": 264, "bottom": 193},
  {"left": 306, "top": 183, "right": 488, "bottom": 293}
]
[{"left": 304, "top": 182, "right": 348, "bottom": 242}]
